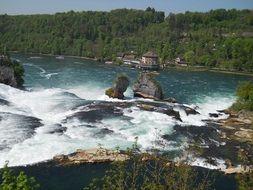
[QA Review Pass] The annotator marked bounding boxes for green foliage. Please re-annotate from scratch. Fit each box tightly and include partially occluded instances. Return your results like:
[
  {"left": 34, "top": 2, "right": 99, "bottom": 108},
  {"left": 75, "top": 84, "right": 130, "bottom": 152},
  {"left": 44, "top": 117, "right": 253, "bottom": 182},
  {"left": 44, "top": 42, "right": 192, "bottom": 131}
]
[
  {"left": 0, "top": 164, "right": 39, "bottom": 190},
  {"left": 236, "top": 149, "right": 253, "bottom": 190},
  {"left": 236, "top": 173, "right": 253, "bottom": 190},
  {"left": 184, "top": 51, "right": 195, "bottom": 65},
  {"left": 232, "top": 81, "right": 253, "bottom": 111},
  {"left": 0, "top": 9, "right": 252, "bottom": 71},
  {"left": 84, "top": 142, "right": 212, "bottom": 190},
  {"left": 13, "top": 61, "right": 24, "bottom": 87}
]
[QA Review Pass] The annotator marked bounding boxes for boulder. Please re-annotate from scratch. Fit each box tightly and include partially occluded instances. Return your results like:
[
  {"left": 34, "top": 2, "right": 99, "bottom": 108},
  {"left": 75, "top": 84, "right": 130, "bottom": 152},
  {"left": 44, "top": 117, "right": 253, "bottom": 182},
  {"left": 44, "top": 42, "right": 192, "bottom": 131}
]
[
  {"left": 184, "top": 107, "right": 199, "bottom": 115},
  {"left": 0, "top": 66, "right": 18, "bottom": 88},
  {"left": 53, "top": 148, "right": 129, "bottom": 165},
  {"left": 133, "top": 72, "right": 163, "bottom": 100},
  {"left": 165, "top": 109, "right": 182, "bottom": 121},
  {"left": 0, "top": 56, "right": 24, "bottom": 88},
  {"left": 209, "top": 113, "right": 220, "bottom": 118},
  {"left": 105, "top": 74, "right": 129, "bottom": 99}
]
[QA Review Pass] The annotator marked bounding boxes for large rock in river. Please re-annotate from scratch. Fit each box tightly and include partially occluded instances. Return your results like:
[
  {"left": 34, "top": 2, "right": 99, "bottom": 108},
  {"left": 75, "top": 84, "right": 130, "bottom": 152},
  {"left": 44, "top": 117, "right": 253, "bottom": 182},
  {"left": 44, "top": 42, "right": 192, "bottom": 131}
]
[
  {"left": 105, "top": 74, "right": 129, "bottom": 99},
  {"left": 0, "top": 56, "right": 24, "bottom": 88},
  {"left": 133, "top": 72, "right": 163, "bottom": 100},
  {"left": 0, "top": 65, "right": 18, "bottom": 87}
]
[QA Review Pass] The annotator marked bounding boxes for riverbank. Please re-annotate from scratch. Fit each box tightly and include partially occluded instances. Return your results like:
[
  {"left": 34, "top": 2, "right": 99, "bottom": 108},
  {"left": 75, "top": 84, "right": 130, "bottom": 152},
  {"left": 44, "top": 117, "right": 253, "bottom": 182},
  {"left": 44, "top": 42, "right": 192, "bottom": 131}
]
[
  {"left": 219, "top": 109, "right": 253, "bottom": 144},
  {"left": 53, "top": 147, "right": 252, "bottom": 175},
  {"left": 10, "top": 51, "right": 253, "bottom": 77},
  {"left": 166, "top": 65, "right": 253, "bottom": 77},
  {"left": 10, "top": 51, "right": 98, "bottom": 61}
]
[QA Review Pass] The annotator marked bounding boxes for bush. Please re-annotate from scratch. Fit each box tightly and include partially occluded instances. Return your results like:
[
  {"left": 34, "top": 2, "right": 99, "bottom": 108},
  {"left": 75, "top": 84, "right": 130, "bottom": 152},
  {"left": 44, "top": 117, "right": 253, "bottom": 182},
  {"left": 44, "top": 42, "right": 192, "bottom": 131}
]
[
  {"left": 232, "top": 81, "right": 253, "bottom": 111},
  {"left": 0, "top": 164, "right": 39, "bottom": 190},
  {"left": 13, "top": 60, "right": 25, "bottom": 87},
  {"left": 84, "top": 142, "right": 212, "bottom": 190}
]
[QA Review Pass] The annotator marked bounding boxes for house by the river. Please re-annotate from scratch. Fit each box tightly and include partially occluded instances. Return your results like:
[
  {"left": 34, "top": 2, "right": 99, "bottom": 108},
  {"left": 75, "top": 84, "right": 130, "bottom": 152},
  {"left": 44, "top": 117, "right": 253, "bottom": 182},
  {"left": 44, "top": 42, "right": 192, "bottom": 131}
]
[{"left": 139, "top": 51, "right": 160, "bottom": 70}]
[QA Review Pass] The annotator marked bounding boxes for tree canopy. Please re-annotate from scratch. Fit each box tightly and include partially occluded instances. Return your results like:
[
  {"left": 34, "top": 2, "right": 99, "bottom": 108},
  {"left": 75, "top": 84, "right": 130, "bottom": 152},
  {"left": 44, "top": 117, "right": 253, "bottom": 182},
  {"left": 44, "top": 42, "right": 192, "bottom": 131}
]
[{"left": 0, "top": 8, "right": 253, "bottom": 71}]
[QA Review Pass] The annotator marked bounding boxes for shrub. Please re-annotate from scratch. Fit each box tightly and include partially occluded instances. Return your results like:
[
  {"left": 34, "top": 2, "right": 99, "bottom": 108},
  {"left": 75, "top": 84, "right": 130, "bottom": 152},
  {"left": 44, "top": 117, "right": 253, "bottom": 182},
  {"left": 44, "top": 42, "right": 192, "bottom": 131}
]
[
  {"left": 232, "top": 81, "right": 253, "bottom": 111},
  {"left": 0, "top": 164, "right": 39, "bottom": 190},
  {"left": 84, "top": 142, "right": 212, "bottom": 190},
  {"left": 13, "top": 60, "right": 25, "bottom": 87}
]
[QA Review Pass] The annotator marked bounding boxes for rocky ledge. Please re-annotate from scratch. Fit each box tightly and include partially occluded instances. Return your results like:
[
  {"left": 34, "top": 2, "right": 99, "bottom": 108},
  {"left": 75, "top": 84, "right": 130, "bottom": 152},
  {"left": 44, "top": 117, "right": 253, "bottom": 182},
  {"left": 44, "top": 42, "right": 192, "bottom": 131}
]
[
  {"left": 0, "top": 65, "right": 18, "bottom": 87},
  {"left": 53, "top": 148, "right": 129, "bottom": 166},
  {"left": 105, "top": 74, "right": 129, "bottom": 99},
  {"left": 0, "top": 55, "right": 24, "bottom": 88},
  {"left": 53, "top": 147, "right": 252, "bottom": 174},
  {"left": 133, "top": 72, "right": 163, "bottom": 100},
  {"left": 218, "top": 109, "right": 253, "bottom": 143}
]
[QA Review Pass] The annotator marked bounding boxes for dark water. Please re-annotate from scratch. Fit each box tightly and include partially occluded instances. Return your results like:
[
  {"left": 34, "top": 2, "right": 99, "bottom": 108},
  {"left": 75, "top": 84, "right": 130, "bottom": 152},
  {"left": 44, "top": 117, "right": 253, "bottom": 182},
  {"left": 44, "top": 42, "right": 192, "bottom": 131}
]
[{"left": 10, "top": 162, "right": 236, "bottom": 190}]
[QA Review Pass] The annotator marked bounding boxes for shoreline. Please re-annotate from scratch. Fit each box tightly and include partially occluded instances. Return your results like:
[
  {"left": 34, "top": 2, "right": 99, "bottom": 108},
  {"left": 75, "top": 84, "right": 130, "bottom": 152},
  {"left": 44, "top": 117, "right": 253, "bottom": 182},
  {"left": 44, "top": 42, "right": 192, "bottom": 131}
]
[
  {"left": 38, "top": 147, "right": 253, "bottom": 175},
  {"left": 10, "top": 51, "right": 253, "bottom": 77},
  {"left": 10, "top": 51, "right": 98, "bottom": 61},
  {"left": 165, "top": 66, "right": 253, "bottom": 77}
]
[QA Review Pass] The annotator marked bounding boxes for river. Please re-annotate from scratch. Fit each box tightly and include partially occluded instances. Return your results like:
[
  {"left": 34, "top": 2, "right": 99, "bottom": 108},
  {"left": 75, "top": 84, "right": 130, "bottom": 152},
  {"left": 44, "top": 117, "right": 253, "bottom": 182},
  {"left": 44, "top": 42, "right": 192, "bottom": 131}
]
[{"left": 0, "top": 53, "right": 251, "bottom": 168}]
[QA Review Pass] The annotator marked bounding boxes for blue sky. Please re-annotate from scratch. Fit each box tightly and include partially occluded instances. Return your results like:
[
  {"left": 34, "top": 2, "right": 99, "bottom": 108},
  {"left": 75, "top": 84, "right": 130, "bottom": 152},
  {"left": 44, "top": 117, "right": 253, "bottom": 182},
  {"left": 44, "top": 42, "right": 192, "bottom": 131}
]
[{"left": 0, "top": 0, "right": 252, "bottom": 15}]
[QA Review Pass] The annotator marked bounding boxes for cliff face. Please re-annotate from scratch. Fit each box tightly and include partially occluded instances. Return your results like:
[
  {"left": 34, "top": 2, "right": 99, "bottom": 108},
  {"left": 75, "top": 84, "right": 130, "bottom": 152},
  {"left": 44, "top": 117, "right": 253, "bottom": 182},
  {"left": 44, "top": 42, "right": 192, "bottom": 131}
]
[{"left": 0, "top": 65, "right": 18, "bottom": 88}]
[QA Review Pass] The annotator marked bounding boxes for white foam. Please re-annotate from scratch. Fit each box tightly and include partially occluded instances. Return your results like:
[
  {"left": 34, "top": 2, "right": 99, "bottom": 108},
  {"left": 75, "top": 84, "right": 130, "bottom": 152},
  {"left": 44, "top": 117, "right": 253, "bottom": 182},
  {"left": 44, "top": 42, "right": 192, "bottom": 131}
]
[
  {"left": 174, "top": 94, "right": 234, "bottom": 127},
  {"left": 122, "top": 107, "right": 179, "bottom": 150},
  {"left": 67, "top": 84, "right": 106, "bottom": 100},
  {"left": 23, "top": 63, "right": 58, "bottom": 79},
  {"left": 189, "top": 157, "right": 226, "bottom": 170},
  {"left": 0, "top": 83, "right": 236, "bottom": 168},
  {"left": 67, "top": 84, "right": 134, "bottom": 101}
]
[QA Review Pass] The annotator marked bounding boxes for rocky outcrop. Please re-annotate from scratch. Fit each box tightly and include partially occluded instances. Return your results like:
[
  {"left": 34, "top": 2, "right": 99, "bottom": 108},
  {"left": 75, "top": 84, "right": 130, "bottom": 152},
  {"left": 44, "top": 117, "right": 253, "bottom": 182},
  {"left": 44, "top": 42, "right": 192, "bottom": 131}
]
[
  {"left": 105, "top": 74, "right": 129, "bottom": 99},
  {"left": 53, "top": 148, "right": 129, "bottom": 166},
  {"left": 0, "top": 56, "right": 24, "bottom": 88},
  {"left": 184, "top": 107, "right": 200, "bottom": 115},
  {"left": 136, "top": 102, "right": 182, "bottom": 121},
  {"left": 221, "top": 165, "right": 253, "bottom": 174},
  {"left": 219, "top": 109, "right": 253, "bottom": 143},
  {"left": 133, "top": 72, "right": 163, "bottom": 100},
  {"left": 0, "top": 65, "right": 18, "bottom": 88}
]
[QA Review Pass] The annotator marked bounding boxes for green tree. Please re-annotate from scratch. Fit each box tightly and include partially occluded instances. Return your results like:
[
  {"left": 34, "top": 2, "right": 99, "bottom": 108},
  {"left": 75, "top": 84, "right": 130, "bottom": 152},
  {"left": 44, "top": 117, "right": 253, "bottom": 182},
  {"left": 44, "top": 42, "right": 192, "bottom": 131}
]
[
  {"left": 0, "top": 9, "right": 252, "bottom": 71},
  {"left": 0, "top": 164, "right": 39, "bottom": 190},
  {"left": 184, "top": 50, "right": 195, "bottom": 65},
  {"left": 84, "top": 141, "right": 212, "bottom": 190},
  {"left": 232, "top": 81, "right": 253, "bottom": 111}
]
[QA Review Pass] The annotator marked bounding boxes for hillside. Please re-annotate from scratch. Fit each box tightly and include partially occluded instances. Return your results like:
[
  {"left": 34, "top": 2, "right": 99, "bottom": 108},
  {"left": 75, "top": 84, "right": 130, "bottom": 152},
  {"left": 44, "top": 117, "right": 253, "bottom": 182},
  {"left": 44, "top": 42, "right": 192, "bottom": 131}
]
[{"left": 0, "top": 8, "right": 252, "bottom": 71}]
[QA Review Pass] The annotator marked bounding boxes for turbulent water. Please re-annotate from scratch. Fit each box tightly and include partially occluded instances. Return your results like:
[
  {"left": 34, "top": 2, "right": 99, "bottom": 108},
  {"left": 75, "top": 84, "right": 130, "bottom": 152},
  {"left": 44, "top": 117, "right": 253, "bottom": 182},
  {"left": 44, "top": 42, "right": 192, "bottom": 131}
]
[{"left": 0, "top": 53, "right": 251, "bottom": 167}]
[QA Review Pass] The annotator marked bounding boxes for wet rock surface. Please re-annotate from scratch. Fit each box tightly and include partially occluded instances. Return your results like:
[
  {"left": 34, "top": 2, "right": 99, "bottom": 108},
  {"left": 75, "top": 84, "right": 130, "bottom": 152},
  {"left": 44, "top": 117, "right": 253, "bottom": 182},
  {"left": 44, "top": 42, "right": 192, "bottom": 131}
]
[
  {"left": 133, "top": 72, "right": 163, "bottom": 100},
  {"left": 0, "top": 112, "right": 43, "bottom": 150},
  {"left": 105, "top": 75, "right": 129, "bottom": 99},
  {"left": 65, "top": 100, "right": 187, "bottom": 123},
  {"left": 0, "top": 65, "right": 18, "bottom": 88},
  {"left": 218, "top": 109, "right": 253, "bottom": 143},
  {"left": 53, "top": 148, "right": 129, "bottom": 165}
]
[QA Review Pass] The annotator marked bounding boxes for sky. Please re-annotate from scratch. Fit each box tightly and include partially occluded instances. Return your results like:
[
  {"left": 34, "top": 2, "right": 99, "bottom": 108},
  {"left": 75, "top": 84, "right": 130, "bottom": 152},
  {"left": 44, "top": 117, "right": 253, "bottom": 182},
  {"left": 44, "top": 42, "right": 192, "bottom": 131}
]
[{"left": 0, "top": 0, "right": 253, "bottom": 15}]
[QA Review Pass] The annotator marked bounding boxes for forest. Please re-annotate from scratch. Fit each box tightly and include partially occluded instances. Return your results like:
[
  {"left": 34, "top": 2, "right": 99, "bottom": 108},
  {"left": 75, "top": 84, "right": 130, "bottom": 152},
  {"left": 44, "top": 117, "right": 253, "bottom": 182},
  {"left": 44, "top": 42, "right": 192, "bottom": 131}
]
[{"left": 0, "top": 8, "right": 253, "bottom": 71}]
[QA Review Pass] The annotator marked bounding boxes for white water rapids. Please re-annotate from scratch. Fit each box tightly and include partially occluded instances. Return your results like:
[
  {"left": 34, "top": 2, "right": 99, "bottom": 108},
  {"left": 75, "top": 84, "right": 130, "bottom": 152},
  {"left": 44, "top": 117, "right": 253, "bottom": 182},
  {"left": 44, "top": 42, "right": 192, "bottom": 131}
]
[{"left": 0, "top": 82, "right": 234, "bottom": 167}]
